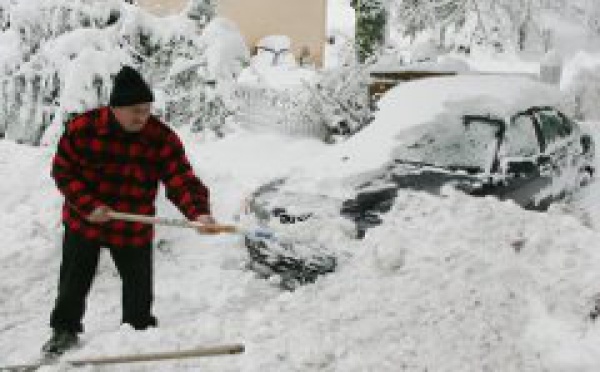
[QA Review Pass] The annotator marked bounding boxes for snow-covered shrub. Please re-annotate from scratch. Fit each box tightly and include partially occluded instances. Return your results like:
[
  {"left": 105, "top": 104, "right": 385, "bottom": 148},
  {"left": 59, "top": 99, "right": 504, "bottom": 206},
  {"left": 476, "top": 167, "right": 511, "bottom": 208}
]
[
  {"left": 9, "top": 0, "right": 120, "bottom": 62},
  {"left": 146, "top": 17, "right": 248, "bottom": 137},
  {"left": 560, "top": 52, "right": 600, "bottom": 121},
  {"left": 1, "top": 0, "right": 124, "bottom": 144},
  {"left": 232, "top": 41, "right": 370, "bottom": 142},
  {"left": 202, "top": 18, "right": 249, "bottom": 82},
  {"left": 563, "top": 66, "right": 600, "bottom": 121},
  {"left": 297, "top": 63, "right": 371, "bottom": 143},
  {"left": 391, "top": 0, "right": 548, "bottom": 53},
  {"left": 0, "top": 0, "right": 245, "bottom": 145}
]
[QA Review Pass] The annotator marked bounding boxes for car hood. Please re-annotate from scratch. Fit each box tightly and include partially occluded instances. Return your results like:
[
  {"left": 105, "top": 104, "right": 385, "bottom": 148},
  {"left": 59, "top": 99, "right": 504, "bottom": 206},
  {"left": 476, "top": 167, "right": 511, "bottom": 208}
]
[{"left": 354, "top": 161, "right": 488, "bottom": 194}]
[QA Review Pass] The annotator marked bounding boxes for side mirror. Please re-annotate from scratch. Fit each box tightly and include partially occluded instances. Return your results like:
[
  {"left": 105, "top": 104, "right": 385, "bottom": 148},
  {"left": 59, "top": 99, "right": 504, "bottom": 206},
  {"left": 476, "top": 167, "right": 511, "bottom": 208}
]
[
  {"left": 506, "top": 159, "right": 538, "bottom": 176},
  {"left": 536, "top": 155, "right": 552, "bottom": 166},
  {"left": 581, "top": 135, "right": 593, "bottom": 154}
]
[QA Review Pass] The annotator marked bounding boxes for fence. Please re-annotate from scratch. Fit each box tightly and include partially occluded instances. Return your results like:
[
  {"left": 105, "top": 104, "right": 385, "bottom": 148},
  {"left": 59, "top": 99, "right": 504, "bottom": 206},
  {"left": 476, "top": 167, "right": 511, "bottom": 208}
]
[{"left": 230, "top": 83, "right": 328, "bottom": 139}]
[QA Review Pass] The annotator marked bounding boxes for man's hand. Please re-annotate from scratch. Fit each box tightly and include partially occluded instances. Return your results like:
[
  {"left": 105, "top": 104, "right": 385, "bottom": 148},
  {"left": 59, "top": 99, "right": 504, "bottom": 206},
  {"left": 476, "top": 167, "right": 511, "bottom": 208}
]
[
  {"left": 87, "top": 205, "right": 113, "bottom": 224},
  {"left": 194, "top": 214, "right": 221, "bottom": 234}
]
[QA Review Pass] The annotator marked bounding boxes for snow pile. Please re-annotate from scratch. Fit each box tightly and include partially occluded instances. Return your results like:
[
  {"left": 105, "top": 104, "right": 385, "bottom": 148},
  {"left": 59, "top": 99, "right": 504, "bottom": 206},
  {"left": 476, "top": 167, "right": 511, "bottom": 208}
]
[
  {"left": 235, "top": 189, "right": 600, "bottom": 371},
  {"left": 560, "top": 51, "right": 600, "bottom": 120},
  {"left": 2, "top": 124, "right": 600, "bottom": 370}
]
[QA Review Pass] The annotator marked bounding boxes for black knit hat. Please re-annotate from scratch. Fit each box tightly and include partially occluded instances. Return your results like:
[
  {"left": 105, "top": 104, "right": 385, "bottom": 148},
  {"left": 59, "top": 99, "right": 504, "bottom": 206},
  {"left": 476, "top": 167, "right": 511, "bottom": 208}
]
[{"left": 109, "top": 65, "right": 154, "bottom": 107}]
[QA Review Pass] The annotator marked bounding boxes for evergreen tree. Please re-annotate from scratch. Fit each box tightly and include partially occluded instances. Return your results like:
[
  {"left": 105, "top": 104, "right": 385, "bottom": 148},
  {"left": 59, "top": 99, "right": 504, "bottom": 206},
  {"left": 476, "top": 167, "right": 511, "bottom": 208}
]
[
  {"left": 351, "top": 0, "right": 388, "bottom": 63},
  {"left": 186, "top": 0, "right": 216, "bottom": 28}
]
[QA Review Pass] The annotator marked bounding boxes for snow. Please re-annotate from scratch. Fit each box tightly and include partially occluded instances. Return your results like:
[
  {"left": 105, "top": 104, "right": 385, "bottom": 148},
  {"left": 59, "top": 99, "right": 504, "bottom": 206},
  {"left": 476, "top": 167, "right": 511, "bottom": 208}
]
[
  {"left": 2, "top": 89, "right": 600, "bottom": 372},
  {"left": 235, "top": 34, "right": 319, "bottom": 89},
  {"left": 2, "top": 123, "right": 600, "bottom": 370},
  {"left": 287, "top": 75, "right": 563, "bottom": 184},
  {"left": 0, "top": 29, "right": 20, "bottom": 73},
  {"left": 540, "top": 12, "right": 600, "bottom": 58},
  {"left": 2, "top": 1, "right": 600, "bottom": 371},
  {"left": 201, "top": 18, "right": 250, "bottom": 82},
  {"left": 560, "top": 50, "right": 600, "bottom": 90}
]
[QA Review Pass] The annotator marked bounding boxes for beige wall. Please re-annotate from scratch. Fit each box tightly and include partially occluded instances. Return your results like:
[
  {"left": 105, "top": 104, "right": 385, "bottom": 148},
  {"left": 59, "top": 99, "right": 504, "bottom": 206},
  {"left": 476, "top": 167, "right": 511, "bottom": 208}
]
[
  {"left": 217, "top": 0, "right": 327, "bottom": 66},
  {"left": 136, "top": 0, "right": 328, "bottom": 66}
]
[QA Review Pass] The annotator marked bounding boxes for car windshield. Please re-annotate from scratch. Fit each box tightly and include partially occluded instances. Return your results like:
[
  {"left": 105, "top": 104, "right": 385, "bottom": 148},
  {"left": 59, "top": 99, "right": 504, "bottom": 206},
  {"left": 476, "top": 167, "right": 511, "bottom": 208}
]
[{"left": 393, "top": 114, "right": 503, "bottom": 172}]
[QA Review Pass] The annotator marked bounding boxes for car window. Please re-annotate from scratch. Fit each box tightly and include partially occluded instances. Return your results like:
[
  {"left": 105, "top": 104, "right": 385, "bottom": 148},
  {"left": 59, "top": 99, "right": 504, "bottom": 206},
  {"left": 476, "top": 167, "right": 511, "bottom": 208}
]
[
  {"left": 535, "top": 109, "right": 573, "bottom": 145},
  {"left": 503, "top": 115, "right": 539, "bottom": 158},
  {"left": 394, "top": 114, "right": 501, "bottom": 171}
]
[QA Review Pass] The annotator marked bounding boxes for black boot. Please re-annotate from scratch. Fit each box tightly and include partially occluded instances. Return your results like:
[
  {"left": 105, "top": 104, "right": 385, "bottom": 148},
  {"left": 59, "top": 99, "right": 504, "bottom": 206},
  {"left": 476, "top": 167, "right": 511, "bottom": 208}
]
[{"left": 42, "top": 330, "right": 79, "bottom": 356}]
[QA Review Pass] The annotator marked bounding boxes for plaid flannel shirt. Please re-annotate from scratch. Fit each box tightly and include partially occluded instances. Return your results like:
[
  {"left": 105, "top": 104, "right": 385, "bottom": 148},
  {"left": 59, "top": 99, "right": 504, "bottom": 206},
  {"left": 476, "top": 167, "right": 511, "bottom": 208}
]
[{"left": 51, "top": 106, "right": 210, "bottom": 248}]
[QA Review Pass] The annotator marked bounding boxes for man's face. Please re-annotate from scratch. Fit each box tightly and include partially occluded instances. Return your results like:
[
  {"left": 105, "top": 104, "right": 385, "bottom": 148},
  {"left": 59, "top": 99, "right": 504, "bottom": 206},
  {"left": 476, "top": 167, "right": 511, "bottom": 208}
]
[{"left": 112, "top": 103, "right": 152, "bottom": 132}]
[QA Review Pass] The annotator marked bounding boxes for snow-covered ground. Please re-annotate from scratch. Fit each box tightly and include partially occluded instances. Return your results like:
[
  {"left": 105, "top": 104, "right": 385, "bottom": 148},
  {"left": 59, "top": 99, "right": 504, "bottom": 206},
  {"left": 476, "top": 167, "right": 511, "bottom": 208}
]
[
  {"left": 1, "top": 116, "right": 600, "bottom": 371},
  {"left": 2, "top": 1, "right": 600, "bottom": 370}
]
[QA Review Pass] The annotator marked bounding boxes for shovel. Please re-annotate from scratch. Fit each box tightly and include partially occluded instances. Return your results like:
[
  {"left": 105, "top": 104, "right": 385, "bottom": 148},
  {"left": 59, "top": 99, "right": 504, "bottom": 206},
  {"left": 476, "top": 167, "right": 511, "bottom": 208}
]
[
  {"left": 107, "top": 211, "right": 336, "bottom": 289},
  {"left": 107, "top": 211, "right": 271, "bottom": 237}
]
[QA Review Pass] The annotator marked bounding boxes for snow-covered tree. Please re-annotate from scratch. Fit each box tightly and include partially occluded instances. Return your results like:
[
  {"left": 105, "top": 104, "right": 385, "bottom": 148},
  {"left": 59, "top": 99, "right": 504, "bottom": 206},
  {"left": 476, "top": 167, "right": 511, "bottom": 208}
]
[
  {"left": 395, "top": 0, "right": 466, "bottom": 45},
  {"left": 0, "top": 0, "right": 10, "bottom": 31},
  {"left": 352, "top": 0, "right": 388, "bottom": 62},
  {"left": 0, "top": 0, "right": 239, "bottom": 145},
  {"left": 391, "top": 0, "right": 546, "bottom": 52},
  {"left": 186, "top": 0, "right": 216, "bottom": 28}
]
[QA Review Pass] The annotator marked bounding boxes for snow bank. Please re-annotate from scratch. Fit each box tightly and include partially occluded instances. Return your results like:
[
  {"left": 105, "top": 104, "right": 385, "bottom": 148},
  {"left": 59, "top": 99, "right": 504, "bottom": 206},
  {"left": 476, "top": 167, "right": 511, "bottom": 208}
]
[{"left": 2, "top": 127, "right": 600, "bottom": 370}]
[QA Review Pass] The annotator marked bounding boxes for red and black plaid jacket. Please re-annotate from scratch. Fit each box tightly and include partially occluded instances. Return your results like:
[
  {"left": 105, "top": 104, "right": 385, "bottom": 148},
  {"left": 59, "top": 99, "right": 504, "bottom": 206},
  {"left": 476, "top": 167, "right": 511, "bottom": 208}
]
[{"left": 51, "top": 106, "right": 210, "bottom": 248}]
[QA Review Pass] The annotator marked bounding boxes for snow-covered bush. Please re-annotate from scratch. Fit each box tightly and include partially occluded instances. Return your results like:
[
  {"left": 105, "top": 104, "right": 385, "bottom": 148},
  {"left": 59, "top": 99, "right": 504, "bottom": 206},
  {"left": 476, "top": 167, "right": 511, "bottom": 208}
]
[
  {"left": 1, "top": 0, "right": 124, "bottom": 144},
  {"left": 560, "top": 52, "right": 600, "bottom": 121},
  {"left": 391, "top": 0, "right": 549, "bottom": 53},
  {"left": 149, "top": 17, "right": 248, "bottom": 137},
  {"left": 9, "top": 0, "right": 120, "bottom": 63},
  {"left": 297, "top": 63, "right": 371, "bottom": 143},
  {"left": 563, "top": 66, "right": 600, "bottom": 121},
  {"left": 232, "top": 34, "right": 370, "bottom": 143},
  {"left": 0, "top": 0, "right": 245, "bottom": 145}
]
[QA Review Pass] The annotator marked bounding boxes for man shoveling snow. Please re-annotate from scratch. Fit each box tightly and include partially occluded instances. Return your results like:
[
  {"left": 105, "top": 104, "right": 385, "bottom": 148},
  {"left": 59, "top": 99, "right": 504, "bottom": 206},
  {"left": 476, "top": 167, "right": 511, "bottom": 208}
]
[{"left": 44, "top": 65, "right": 219, "bottom": 356}]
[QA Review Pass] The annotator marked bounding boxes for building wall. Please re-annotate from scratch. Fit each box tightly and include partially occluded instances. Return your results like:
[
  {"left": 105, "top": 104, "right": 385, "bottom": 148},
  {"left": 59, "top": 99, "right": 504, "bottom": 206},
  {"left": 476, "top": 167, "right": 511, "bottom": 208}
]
[{"left": 217, "top": 0, "right": 327, "bottom": 66}]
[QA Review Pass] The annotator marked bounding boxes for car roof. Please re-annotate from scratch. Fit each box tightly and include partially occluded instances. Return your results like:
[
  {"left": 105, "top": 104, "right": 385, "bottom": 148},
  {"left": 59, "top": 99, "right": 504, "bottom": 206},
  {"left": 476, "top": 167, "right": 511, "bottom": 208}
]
[{"left": 299, "top": 75, "right": 564, "bottom": 184}]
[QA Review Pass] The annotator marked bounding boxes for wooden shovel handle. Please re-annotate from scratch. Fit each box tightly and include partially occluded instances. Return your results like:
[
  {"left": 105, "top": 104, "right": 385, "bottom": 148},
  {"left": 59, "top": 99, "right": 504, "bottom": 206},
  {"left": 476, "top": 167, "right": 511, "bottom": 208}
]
[
  {"left": 69, "top": 343, "right": 245, "bottom": 366},
  {"left": 107, "top": 211, "right": 239, "bottom": 234}
]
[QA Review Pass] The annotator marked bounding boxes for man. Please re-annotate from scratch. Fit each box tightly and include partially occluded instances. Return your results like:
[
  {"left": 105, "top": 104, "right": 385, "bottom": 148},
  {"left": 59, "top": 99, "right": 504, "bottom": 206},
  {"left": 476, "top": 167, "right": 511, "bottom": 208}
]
[{"left": 43, "top": 65, "right": 216, "bottom": 355}]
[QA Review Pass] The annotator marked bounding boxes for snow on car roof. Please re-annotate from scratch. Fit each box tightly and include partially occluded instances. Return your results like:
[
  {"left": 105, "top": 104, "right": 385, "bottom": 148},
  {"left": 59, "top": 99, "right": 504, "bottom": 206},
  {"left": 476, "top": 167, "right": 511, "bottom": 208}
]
[{"left": 298, "top": 75, "right": 563, "bottom": 185}]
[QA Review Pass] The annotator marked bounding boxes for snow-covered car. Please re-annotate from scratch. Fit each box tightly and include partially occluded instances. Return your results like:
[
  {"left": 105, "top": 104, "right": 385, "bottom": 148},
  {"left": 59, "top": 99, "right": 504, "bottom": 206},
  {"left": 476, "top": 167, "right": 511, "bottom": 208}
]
[{"left": 243, "top": 75, "right": 595, "bottom": 282}]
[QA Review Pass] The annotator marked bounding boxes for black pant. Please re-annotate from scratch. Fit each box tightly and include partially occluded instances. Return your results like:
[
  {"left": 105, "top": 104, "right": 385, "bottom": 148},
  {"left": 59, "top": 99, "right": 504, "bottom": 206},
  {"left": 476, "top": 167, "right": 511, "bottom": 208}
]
[{"left": 50, "top": 228, "right": 157, "bottom": 333}]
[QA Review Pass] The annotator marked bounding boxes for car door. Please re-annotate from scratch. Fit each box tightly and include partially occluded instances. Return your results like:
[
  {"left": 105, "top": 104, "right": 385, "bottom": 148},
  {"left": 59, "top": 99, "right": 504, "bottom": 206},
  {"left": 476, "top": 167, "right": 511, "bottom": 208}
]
[
  {"left": 494, "top": 112, "right": 553, "bottom": 209},
  {"left": 530, "top": 107, "right": 578, "bottom": 171}
]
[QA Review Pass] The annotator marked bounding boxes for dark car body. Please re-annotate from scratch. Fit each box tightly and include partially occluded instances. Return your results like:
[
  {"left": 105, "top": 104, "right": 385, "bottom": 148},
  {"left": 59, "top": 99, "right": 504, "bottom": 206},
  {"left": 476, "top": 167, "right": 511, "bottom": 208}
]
[{"left": 340, "top": 106, "right": 595, "bottom": 236}]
